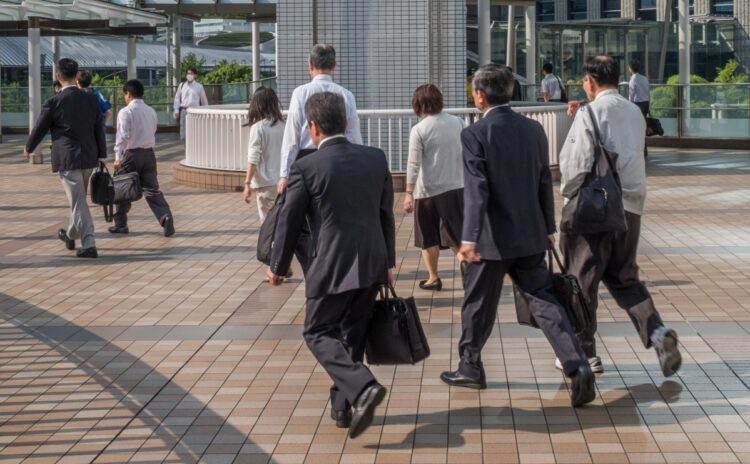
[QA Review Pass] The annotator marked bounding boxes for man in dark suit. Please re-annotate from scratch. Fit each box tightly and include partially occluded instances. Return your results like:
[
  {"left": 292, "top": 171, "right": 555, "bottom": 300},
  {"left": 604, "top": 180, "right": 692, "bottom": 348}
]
[
  {"left": 24, "top": 58, "right": 107, "bottom": 258},
  {"left": 440, "top": 64, "right": 596, "bottom": 407},
  {"left": 267, "top": 92, "right": 396, "bottom": 438}
]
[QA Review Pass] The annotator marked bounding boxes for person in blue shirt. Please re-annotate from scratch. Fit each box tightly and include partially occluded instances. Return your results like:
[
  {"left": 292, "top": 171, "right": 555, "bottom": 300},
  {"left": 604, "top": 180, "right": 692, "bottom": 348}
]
[{"left": 77, "top": 71, "right": 112, "bottom": 130}]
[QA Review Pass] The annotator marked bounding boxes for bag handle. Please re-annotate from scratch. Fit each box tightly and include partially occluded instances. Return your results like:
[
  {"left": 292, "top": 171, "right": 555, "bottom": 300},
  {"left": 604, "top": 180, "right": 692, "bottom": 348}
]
[
  {"left": 548, "top": 247, "right": 567, "bottom": 274},
  {"left": 583, "top": 103, "right": 617, "bottom": 175}
]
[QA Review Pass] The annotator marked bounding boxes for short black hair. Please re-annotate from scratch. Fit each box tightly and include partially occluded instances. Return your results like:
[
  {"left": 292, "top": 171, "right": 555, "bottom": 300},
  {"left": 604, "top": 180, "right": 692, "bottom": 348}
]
[
  {"left": 472, "top": 63, "right": 515, "bottom": 105},
  {"left": 123, "top": 79, "right": 145, "bottom": 99},
  {"left": 309, "top": 44, "right": 336, "bottom": 70},
  {"left": 77, "top": 70, "right": 93, "bottom": 88},
  {"left": 186, "top": 67, "right": 198, "bottom": 74},
  {"left": 629, "top": 59, "right": 641, "bottom": 73},
  {"left": 304, "top": 92, "right": 346, "bottom": 137},
  {"left": 584, "top": 55, "right": 620, "bottom": 87},
  {"left": 543, "top": 63, "right": 553, "bottom": 74},
  {"left": 57, "top": 58, "right": 79, "bottom": 80}
]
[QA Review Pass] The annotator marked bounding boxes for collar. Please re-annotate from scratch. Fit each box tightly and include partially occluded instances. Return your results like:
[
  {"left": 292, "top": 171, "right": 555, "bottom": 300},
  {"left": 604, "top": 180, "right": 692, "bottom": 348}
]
[
  {"left": 127, "top": 98, "right": 144, "bottom": 107},
  {"left": 318, "top": 134, "right": 347, "bottom": 149},
  {"left": 594, "top": 89, "right": 619, "bottom": 101},
  {"left": 312, "top": 74, "right": 333, "bottom": 82},
  {"left": 484, "top": 104, "right": 510, "bottom": 116},
  {"left": 61, "top": 84, "right": 77, "bottom": 90}
]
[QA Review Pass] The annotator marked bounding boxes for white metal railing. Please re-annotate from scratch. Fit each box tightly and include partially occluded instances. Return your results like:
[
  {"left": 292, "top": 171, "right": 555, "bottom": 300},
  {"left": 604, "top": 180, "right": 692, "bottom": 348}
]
[{"left": 184, "top": 103, "right": 572, "bottom": 173}]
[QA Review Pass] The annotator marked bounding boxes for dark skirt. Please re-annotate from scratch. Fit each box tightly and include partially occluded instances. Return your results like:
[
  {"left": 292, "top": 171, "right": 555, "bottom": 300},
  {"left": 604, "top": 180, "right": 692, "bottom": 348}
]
[{"left": 414, "top": 188, "right": 464, "bottom": 249}]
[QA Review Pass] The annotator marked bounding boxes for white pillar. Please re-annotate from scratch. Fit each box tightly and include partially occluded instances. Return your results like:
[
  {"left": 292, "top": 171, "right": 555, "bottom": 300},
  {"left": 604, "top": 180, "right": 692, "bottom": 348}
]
[
  {"left": 506, "top": 6, "right": 516, "bottom": 69},
  {"left": 52, "top": 36, "right": 60, "bottom": 79},
  {"left": 28, "top": 19, "right": 41, "bottom": 132},
  {"left": 171, "top": 16, "right": 181, "bottom": 87},
  {"left": 252, "top": 22, "right": 261, "bottom": 81},
  {"left": 165, "top": 23, "right": 172, "bottom": 87},
  {"left": 127, "top": 36, "right": 137, "bottom": 80},
  {"left": 478, "top": 0, "right": 491, "bottom": 65},
  {"left": 678, "top": 0, "right": 690, "bottom": 131},
  {"left": 525, "top": 5, "right": 537, "bottom": 102}
]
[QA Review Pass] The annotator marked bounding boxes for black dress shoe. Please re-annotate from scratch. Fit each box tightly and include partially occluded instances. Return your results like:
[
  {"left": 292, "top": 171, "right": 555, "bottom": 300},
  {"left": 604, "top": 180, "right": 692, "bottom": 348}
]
[
  {"left": 76, "top": 247, "right": 98, "bottom": 259},
  {"left": 349, "top": 383, "right": 386, "bottom": 439},
  {"left": 108, "top": 226, "right": 129, "bottom": 234},
  {"left": 330, "top": 409, "right": 352, "bottom": 428},
  {"left": 440, "top": 370, "right": 487, "bottom": 390},
  {"left": 162, "top": 215, "right": 175, "bottom": 237},
  {"left": 419, "top": 278, "right": 442, "bottom": 291},
  {"left": 58, "top": 229, "right": 75, "bottom": 251},
  {"left": 570, "top": 364, "right": 596, "bottom": 407}
]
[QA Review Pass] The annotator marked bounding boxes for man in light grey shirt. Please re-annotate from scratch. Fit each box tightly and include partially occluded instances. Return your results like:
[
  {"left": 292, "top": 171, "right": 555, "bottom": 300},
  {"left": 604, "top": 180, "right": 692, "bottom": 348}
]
[
  {"left": 628, "top": 59, "right": 650, "bottom": 156},
  {"left": 559, "top": 55, "right": 681, "bottom": 379}
]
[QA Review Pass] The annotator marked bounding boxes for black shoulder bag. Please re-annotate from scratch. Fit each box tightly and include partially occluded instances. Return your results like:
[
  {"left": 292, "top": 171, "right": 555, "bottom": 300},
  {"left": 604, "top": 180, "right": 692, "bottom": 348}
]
[
  {"left": 555, "top": 76, "right": 568, "bottom": 103},
  {"left": 560, "top": 104, "right": 628, "bottom": 235},
  {"left": 89, "top": 163, "right": 115, "bottom": 222}
]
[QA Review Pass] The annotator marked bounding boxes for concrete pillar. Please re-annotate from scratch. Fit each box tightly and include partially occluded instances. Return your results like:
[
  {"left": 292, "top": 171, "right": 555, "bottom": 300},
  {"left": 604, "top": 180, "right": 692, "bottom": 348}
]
[
  {"left": 52, "top": 36, "right": 60, "bottom": 79},
  {"left": 658, "top": 0, "right": 673, "bottom": 81},
  {"left": 525, "top": 5, "right": 537, "bottom": 101},
  {"left": 127, "top": 36, "right": 137, "bottom": 80},
  {"left": 554, "top": 0, "right": 567, "bottom": 21},
  {"left": 171, "top": 16, "right": 181, "bottom": 87},
  {"left": 165, "top": 23, "right": 172, "bottom": 87},
  {"left": 252, "top": 22, "right": 261, "bottom": 81},
  {"left": 506, "top": 6, "right": 516, "bottom": 69},
  {"left": 587, "top": 0, "right": 601, "bottom": 19},
  {"left": 28, "top": 18, "right": 41, "bottom": 132},
  {"left": 694, "top": 0, "right": 710, "bottom": 16},
  {"left": 678, "top": 0, "right": 690, "bottom": 132},
  {"left": 478, "top": 0, "right": 491, "bottom": 65}
]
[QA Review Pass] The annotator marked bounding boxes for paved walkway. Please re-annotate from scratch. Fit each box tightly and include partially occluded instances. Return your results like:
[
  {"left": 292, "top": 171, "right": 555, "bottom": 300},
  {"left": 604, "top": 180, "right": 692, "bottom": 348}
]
[{"left": 1, "top": 134, "right": 750, "bottom": 463}]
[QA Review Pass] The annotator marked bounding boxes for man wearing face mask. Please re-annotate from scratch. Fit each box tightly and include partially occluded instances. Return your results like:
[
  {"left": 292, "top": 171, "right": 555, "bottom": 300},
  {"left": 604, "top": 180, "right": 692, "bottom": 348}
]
[{"left": 173, "top": 67, "right": 208, "bottom": 140}]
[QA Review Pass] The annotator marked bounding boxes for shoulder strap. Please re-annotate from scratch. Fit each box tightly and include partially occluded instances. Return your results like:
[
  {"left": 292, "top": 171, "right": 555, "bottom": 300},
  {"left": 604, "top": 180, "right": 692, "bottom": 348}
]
[{"left": 583, "top": 103, "right": 618, "bottom": 173}]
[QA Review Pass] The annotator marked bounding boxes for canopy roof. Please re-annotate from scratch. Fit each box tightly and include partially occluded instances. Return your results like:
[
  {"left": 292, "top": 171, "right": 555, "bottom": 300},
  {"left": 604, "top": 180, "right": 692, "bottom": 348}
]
[{"left": 137, "top": 0, "right": 276, "bottom": 22}]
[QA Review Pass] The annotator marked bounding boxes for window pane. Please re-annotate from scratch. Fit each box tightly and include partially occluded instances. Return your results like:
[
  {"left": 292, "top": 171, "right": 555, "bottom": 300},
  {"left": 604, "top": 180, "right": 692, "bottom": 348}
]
[
  {"left": 568, "top": 0, "right": 587, "bottom": 20},
  {"left": 537, "top": 0, "right": 555, "bottom": 22},
  {"left": 601, "top": 0, "right": 621, "bottom": 18},
  {"left": 712, "top": 0, "right": 734, "bottom": 15}
]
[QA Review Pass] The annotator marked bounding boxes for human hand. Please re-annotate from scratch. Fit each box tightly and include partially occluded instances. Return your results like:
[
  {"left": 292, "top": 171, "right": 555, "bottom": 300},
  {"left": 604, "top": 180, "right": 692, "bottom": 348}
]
[
  {"left": 547, "top": 234, "right": 556, "bottom": 248},
  {"left": 387, "top": 268, "right": 394, "bottom": 286},
  {"left": 173, "top": 112, "right": 179, "bottom": 120},
  {"left": 459, "top": 243, "right": 481, "bottom": 263},
  {"left": 243, "top": 185, "right": 253, "bottom": 204},
  {"left": 266, "top": 268, "right": 283, "bottom": 285},
  {"left": 99, "top": 159, "right": 106, "bottom": 168},
  {"left": 277, "top": 177, "right": 288, "bottom": 194},
  {"left": 567, "top": 100, "right": 581, "bottom": 117},
  {"left": 403, "top": 193, "right": 414, "bottom": 213},
  {"left": 114, "top": 159, "right": 122, "bottom": 170},
  {"left": 23, "top": 148, "right": 29, "bottom": 160}
]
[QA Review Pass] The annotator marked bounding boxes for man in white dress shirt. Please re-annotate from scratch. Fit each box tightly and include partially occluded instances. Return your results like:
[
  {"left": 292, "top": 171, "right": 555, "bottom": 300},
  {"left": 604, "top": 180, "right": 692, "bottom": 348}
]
[
  {"left": 628, "top": 59, "right": 651, "bottom": 157},
  {"left": 277, "top": 43, "right": 362, "bottom": 194},
  {"left": 173, "top": 67, "right": 209, "bottom": 140},
  {"left": 112, "top": 79, "right": 175, "bottom": 237}
]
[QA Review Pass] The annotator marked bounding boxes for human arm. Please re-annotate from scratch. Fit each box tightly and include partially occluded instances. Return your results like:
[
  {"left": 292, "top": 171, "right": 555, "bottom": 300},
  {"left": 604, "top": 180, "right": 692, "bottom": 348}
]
[
  {"left": 269, "top": 164, "right": 311, "bottom": 279},
  {"left": 25, "top": 98, "right": 55, "bottom": 155},
  {"left": 541, "top": 79, "right": 550, "bottom": 102},
  {"left": 344, "top": 93, "right": 363, "bottom": 144},
  {"left": 113, "top": 108, "right": 129, "bottom": 163},
  {"left": 628, "top": 76, "right": 636, "bottom": 102},
  {"left": 199, "top": 85, "right": 209, "bottom": 106},
  {"left": 559, "top": 109, "right": 595, "bottom": 200},
  {"left": 536, "top": 127, "right": 556, "bottom": 236},
  {"left": 244, "top": 123, "right": 264, "bottom": 203},
  {"left": 403, "top": 127, "right": 422, "bottom": 213},
  {"left": 244, "top": 163, "right": 257, "bottom": 203},
  {"left": 279, "top": 89, "right": 303, "bottom": 183},
  {"left": 460, "top": 128, "right": 488, "bottom": 261},
  {"left": 173, "top": 83, "right": 182, "bottom": 115},
  {"left": 93, "top": 101, "right": 107, "bottom": 161},
  {"left": 380, "top": 160, "right": 396, "bottom": 269}
]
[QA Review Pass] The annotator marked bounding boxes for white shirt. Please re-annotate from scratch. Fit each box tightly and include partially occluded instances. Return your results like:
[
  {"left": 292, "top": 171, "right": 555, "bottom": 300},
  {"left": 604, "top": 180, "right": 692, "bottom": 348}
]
[
  {"left": 406, "top": 112, "right": 464, "bottom": 199},
  {"left": 114, "top": 99, "right": 157, "bottom": 161},
  {"left": 629, "top": 73, "right": 650, "bottom": 103},
  {"left": 279, "top": 74, "right": 362, "bottom": 178},
  {"left": 173, "top": 81, "right": 208, "bottom": 112},
  {"left": 247, "top": 118, "right": 285, "bottom": 188},
  {"left": 559, "top": 89, "right": 647, "bottom": 215},
  {"left": 541, "top": 74, "right": 563, "bottom": 100}
]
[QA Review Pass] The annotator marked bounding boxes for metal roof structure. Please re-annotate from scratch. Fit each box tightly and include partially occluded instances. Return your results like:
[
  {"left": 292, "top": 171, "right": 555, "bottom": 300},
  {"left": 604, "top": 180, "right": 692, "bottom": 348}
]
[
  {"left": 136, "top": 0, "right": 276, "bottom": 22},
  {"left": 0, "top": 36, "right": 275, "bottom": 68}
]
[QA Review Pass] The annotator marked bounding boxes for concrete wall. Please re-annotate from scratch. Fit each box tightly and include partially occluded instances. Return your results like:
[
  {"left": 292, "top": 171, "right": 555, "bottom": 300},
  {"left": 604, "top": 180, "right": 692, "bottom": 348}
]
[{"left": 277, "top": 0, "right": 466, "bottom": 110}]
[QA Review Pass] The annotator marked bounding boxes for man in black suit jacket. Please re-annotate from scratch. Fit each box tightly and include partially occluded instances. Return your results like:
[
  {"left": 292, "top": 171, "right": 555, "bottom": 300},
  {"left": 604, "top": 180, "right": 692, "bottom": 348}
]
[
  {"left": 24, "top": 58, "right": 107, "bottom": 258},
  {"left": 440, "top": 64, "right": 596, "bottom": 407},
  {"left": 268, "top": 92, "right": 395, "bottom": 438}
]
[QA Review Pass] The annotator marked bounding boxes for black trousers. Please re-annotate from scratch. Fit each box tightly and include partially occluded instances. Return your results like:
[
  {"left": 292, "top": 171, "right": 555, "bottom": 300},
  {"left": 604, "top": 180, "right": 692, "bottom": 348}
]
[
  {"left": 634, "top": 101, "right": 650, "bottom": 158},
  {"left": 114, "top": 148, "right": 172, "bottom": 228},
  {"left": 560, "top": 211, "right": 664, "bottom": 357},
  {"left": 304, "top": 285, "right": 380, "bottom": 412},
  {"left": 458, "top": 253, "right": 587, "bottom": 378}
]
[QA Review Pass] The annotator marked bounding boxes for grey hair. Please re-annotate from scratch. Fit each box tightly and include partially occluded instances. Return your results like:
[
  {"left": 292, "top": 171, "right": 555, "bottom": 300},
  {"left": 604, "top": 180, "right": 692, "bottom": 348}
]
[
  {"left": 472, "top": 64, "right": 515, "bottom": 105},
  {"left": 309, "top": 44, "right": 336, "bottom": 70}
]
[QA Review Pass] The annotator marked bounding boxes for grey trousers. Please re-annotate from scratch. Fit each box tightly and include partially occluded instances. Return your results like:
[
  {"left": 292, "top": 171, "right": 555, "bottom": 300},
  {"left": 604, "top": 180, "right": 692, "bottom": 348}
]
[
  {"left": 458, "top": 253, "right": 587, "bottom": 378},
  {"left": 560, "top": 211, "right": 664, "bottom": 357},
  {"left": 58, "top": 169, "right": 95, "bottom": 249},
  {"left": 304, "top": 285, "right": 380, "bottom": 412},
  {"left": 114, "top": 148, "right": 172, "bottom": 229}
]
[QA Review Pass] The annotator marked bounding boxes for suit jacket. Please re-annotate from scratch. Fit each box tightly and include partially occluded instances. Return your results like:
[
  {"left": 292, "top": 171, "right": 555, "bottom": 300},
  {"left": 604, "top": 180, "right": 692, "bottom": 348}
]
[
  {"left": 461, "top": 105, "right": 555, "bottom": 261},
  {"left": 270, "top": 137, "right": 396, "bottom": 298},
  {"left": 26, "top": 86, "right": 107, "bottom": 173}
]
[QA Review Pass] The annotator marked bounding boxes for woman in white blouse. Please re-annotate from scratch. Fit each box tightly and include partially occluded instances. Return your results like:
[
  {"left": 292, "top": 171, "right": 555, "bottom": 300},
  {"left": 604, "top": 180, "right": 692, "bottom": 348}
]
[
  {"left": 243, "top": 87, "right": 285, "bottom": 222},
  {"left": 403, "top": 84, "right": 465, "bottom": 291}
]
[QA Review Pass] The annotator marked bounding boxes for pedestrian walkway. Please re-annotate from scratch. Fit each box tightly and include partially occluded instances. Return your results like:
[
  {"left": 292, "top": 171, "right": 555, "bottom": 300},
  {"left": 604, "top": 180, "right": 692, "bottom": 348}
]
[{"left": 1, "top": 135, "right": 750, "bottom": 463}]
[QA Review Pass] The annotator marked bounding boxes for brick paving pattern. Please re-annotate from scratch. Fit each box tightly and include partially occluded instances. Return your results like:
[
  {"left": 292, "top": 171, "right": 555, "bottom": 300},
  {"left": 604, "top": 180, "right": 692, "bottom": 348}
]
[{"left": 1, "top": 134, "right": 750, "bottom": 463}]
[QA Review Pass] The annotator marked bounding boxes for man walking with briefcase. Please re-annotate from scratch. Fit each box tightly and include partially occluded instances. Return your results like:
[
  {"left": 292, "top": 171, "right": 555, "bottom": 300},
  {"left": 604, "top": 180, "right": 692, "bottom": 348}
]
[{"left": 110, "top": 79, "right": 174, "bottom": 237}]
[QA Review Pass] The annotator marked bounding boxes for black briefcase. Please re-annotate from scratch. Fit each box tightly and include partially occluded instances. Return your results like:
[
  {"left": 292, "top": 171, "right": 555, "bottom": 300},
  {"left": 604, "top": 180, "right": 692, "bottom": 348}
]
[
  {"left": 257, "top": 195, "right": 281, "bottom": 265},
  {"left": 514, "top": 249, "right": 592, "bottom": 334},
  {"left": 113, "top": 171, "right": 143, "bottom": 204},
  {"left": 89, "top": 163, "right": 115, "bottom": 222},
  {"left": 646, "top": 116, "right": 664, "bottom": 136},
  {"left": 365, "top": 284, "right": 430, "bottom": 365}
]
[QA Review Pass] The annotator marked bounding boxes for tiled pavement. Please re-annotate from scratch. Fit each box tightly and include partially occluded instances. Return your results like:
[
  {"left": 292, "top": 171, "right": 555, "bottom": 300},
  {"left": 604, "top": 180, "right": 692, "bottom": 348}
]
[{"left": 1, "top": 134, "right": 750, "bottom": 463}]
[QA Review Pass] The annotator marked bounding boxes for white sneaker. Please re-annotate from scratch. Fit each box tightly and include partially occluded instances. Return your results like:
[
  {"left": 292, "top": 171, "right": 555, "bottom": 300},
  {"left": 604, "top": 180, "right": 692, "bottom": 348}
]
[
  {"left": 555, "top": 356, "right": 604, "bottom": 374},
  {"left": 651, "top": 326, "right": 682, "bottom": 377}
]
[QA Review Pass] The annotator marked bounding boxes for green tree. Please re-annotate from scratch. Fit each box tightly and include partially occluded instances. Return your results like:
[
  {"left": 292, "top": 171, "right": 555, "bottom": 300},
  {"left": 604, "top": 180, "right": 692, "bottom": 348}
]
[
  {"left": 714, "top": 59, "right": 748, "bottom": 84},
  {"left": 181, "top": 52, "right": 207, "bottom": 80},
  {"left": 202, "top": 60, "right": 252, "bottom": 84}
]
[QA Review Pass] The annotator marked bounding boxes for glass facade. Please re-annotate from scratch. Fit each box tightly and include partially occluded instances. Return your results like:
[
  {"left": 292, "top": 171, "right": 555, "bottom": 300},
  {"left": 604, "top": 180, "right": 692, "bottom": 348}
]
[
  {"left": 711, "top": 0, "right": 734, "bottom": 15},
  {"left": 537, "top": 0, "right": 555, "bottom": 22},
  {"left": 671, "top": 0, "right": 695, "bottom": 21},
  {"left": 637, "top": 0, "right": 657, "bottom": 21},
  {"left": 568, "top": 0, "right": 587, "bottom": 20},
  {"left": 601, "top": 0, "right": 621, "bottom": 18}
]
